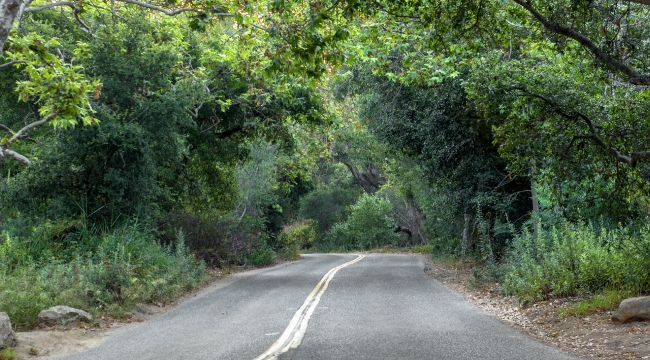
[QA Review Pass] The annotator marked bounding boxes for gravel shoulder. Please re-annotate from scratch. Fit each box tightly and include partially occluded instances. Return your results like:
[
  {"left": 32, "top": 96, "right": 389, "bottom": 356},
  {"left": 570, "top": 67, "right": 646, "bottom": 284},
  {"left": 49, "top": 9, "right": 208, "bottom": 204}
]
[{"left": 424, "top": 258, "right": 650, "bottom": 360}]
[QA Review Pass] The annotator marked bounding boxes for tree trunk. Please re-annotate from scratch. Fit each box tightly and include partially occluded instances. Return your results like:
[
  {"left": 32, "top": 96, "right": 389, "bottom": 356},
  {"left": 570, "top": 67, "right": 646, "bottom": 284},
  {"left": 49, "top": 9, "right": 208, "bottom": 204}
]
[
  {"left": 530, "top": 161, "right": 540, "bottom": 239},
  {"left": 405, "top": 194, "right": 426, "bottom": 245},
  {"left": 0, "top": 0, "right": 29, "bottom": 52},
  {"left": 344, "top": 162, "right": 384, "bottom": 194},
  {"left": 462, "top": 213, "right": 471, "bottom": 257}
]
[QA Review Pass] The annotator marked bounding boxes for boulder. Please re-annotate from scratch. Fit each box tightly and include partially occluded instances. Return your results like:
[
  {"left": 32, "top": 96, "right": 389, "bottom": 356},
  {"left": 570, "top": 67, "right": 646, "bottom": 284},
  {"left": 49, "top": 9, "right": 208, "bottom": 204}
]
[
  {"left": 0, "top": 312, "right": 17, "bottom": 349},
  {"left": 611, "top": 296, "right": 650, "bottom": 323},
  {"left": 38, "top": 306, "right": 92, "bottom": 327}
]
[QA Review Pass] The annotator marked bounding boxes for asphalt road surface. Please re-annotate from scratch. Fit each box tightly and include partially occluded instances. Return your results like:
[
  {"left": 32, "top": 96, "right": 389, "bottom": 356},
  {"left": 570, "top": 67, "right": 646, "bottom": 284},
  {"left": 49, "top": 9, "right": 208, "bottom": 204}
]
[{"left": 54, "top": 254, "right": 580, "bottom": 360}]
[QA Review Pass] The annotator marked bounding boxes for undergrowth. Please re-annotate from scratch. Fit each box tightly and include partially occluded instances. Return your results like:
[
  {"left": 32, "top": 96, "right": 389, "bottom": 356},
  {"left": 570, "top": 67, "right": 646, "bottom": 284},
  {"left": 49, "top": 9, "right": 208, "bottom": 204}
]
[
  {"left": 501, "top": 221, "right": 650, "bottom": 303},
  {"left": 558, "top": 289, "right": 634, "bottom": 318},
  {"left": 0, "top": 220, "right": 207, "bottom": 329}
]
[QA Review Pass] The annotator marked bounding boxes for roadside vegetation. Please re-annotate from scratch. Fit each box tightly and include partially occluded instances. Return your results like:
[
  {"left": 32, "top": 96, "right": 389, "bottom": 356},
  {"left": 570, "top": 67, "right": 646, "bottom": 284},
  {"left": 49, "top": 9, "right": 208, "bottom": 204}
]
[{"left": 2, "top": 0, "right": 650, "bottom": 348}]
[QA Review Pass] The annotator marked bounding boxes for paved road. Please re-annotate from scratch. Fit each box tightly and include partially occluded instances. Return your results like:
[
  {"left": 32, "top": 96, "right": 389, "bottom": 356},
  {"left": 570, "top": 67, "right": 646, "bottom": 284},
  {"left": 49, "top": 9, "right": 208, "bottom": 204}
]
[{"left": 54, "top": 254, "right": 580, "bottom": 360}]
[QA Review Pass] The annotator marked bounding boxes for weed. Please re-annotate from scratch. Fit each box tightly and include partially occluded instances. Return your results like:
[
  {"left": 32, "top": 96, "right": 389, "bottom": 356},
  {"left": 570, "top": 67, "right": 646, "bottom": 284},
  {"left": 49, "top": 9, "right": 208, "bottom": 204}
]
[
  {"left": 501, "top": 221, "right": 650, "bottom": 301},
  {"left": 0, "top": 221, "right": 207, "bottom": 329},
  {"left": 0, "top": 348, "right": 19, "bottom": 360},
  {"left": 559, "top": 289, "right": 634, "bottom": 318}
]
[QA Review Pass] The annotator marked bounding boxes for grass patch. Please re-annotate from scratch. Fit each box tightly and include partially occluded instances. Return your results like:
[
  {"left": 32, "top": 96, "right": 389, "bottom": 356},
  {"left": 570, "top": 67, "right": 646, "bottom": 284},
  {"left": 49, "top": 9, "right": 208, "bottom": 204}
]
[
  {"left": 0, "top": 221, "right": 208, "bottom": 329},
  {"left": 0, "top": 348, "right": 19, "bottom": 360},
  {"left": 559, "top": 289, "right": 634, "bottom": 318}
]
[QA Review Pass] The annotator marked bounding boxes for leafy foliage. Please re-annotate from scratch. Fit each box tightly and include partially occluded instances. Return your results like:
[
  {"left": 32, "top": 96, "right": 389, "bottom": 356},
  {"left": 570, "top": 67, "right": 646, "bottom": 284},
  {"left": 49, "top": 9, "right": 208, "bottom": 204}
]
[
  {"left": 502, "top": 221, "right": 650, "bottom": 302},
  {"left": 323, "top": 193, "right": 398, "bottom": 251},
  {"left": 0, "top": 221, "right": 206, "bottom": 329},
  {"left": 276, "top": 220, "right": 316, "bottom": 260}
]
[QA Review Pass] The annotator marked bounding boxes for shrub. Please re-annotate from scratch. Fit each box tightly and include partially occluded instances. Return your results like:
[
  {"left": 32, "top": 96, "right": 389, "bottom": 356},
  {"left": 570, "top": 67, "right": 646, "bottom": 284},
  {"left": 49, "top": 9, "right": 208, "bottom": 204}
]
[
  {"left": 501, "top": 221, "right": 650, "bottom": 302},
  {"left": 277, "top": 220, "right": 316, "bottom": 260},
  {"left": 298, "top": 186, "right": 359, "bottom": 239},
  {"left": 160, "top": 211, "right": 269, "bottom": 267},
  {"left": 0, "top": 221, "right": 207, "bottom": 329},
  {"left": 322, "top": 194, "right": 398, "bottom": 251},
  {"left": 246, "top": 241, "right": 276, "bottom": 266}
]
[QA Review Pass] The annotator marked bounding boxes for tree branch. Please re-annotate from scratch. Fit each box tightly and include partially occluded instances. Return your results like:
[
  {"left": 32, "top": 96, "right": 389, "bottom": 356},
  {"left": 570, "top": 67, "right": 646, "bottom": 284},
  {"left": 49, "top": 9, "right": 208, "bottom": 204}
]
[
  {"left": 1, "top": 148, "right": 30, "bottom": 165},
  {"left": 0, "top": 59, "right": 26, "bottom": 69},
  {"left": 512, "top": 86, "right": 650, "bottom": 167},
  {"left": 513, "top": 0, "right": 650, "bottom": 85},
  {"left": 23, "top": 1, "right": 74, "bottom": 12},
  {"left": 628, "top": 0, "right": 650, "bottom": 5},
  {"left": 0, "top": 124, "right": 13, "bottom": 134},
  {"left": 116, "top": 0, "right": 193, "bottom": 16},
  {"left": 10, "top": 112, "right": 57, "bottom": 143}
]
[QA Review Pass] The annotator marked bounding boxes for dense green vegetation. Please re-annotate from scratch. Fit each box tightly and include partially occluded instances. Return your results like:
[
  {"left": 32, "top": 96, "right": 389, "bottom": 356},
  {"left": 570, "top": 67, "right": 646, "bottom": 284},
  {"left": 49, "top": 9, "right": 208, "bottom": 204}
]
[{"left": 2, "top": 0, "right": 650, "bottom": 333}]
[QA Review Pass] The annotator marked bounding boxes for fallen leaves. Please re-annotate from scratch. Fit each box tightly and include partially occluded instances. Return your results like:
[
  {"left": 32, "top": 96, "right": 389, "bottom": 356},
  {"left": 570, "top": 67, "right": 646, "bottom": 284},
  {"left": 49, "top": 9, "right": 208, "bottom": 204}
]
[{"left": 425, "top": 259, "right": 650, "bottom": 359}]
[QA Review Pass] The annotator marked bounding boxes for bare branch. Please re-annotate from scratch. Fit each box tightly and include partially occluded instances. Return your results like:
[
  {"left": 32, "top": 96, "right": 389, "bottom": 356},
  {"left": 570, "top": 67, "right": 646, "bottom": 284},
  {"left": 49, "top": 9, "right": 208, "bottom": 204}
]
[
  {"left": 0, "top": 59, "right": 26, "bottom": 69},
  {"left": 1, "top": 148, "right": 30, "bottom": 165},
  {"left": 73, "top": 7, "right": 96, "bottom": 38},
  {"left": 10, "top": 112, "right": 57, "bottom": 142},
  {"left": 24, "top": 1, "right": 75, "bottom": 12},
  {"left": 116, "top": 0, "right": 193, "bottom": 16},
  {"left": 0, "top": 124, "right": 13, "bottom": 134},
  {"left": 513, "top": 0, "right": 650, "bottom": 85}
]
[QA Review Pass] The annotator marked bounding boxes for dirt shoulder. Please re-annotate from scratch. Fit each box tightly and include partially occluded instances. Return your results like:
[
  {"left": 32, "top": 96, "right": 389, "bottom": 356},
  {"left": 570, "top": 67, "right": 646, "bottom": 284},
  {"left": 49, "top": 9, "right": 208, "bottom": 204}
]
[
  {"left": 424, "top": 258, "right": 650, "bottom": 360},
  {"left": 9, "top": 266, "right": 244, "bottom": 359}
]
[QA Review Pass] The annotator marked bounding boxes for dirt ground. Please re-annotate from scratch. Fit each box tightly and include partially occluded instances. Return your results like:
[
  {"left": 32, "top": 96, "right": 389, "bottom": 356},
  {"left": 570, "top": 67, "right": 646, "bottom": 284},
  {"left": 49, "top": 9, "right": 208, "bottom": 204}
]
[{"left": 424, "top": 259, "right": 650, "bottom": 359}]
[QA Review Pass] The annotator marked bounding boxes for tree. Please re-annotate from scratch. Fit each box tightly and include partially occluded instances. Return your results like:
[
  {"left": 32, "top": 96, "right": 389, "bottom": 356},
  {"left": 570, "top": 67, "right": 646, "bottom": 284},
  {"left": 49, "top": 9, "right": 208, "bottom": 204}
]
[
  {"left": 1, "top": 5, "right": 329, "bottom": 224},
  {"left": 335, "top": 67, "right": 532, "bottom": 254}
]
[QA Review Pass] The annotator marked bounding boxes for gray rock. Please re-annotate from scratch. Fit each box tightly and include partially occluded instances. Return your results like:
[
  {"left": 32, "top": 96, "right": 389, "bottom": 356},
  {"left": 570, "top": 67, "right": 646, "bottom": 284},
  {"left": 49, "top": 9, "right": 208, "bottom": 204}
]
[
  {"left": 611, "top": 296, "right": 650, "bottom": 323},
  {"left": 38, "top": 306, "right": 92, "bottom": 327},
  {"left": 0, "top": 312, "right": 17, "bottom": 349}
]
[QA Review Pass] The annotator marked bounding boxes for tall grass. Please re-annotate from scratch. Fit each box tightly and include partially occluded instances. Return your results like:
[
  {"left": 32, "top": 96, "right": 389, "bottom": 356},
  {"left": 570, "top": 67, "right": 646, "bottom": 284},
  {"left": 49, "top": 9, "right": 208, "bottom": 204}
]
[
  {"left": 0, "top": 221, "right": 207, "bottom": 329},
  {"left": 501, "top": 221, "right": 650, "bottom": 303}
]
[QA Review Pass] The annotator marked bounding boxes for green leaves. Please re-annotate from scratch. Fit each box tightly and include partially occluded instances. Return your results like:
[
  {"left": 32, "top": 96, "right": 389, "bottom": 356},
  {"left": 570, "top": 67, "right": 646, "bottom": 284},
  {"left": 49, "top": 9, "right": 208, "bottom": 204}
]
[{"left": 7, "top": 33, "right": 99, "bottom": 128}]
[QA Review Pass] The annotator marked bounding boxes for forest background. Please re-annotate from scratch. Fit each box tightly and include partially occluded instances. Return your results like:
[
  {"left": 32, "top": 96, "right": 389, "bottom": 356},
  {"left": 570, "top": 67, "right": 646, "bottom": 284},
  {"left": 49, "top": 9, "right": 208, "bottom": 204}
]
[{"left": 2, "top": 0, "right": 650, "bottom": 333}]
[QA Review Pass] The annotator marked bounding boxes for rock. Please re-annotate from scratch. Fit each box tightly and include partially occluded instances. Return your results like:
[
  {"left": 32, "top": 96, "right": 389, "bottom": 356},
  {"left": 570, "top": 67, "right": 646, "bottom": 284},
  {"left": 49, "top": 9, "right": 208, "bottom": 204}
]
[
  {"left": 38, "top": 306, "right": 92, "bottom": 327},
  {"left": 611, "top": 296, "right": 650, "bottom": 323},
  {"left": 0, "top": 312, "right": 17, "bottom": 349}
]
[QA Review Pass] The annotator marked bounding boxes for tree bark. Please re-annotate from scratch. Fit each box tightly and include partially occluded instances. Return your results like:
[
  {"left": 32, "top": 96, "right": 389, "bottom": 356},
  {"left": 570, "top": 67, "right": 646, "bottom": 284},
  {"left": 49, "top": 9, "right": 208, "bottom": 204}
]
[
  {"left": 462, "top": 213, "right": 471, "bottom": 257},
  {"left": 344, "top": 162, "right": 384, "bottom": 194},
  {"left": 513, "top": 0, "right": 650, "bottom": 86},
  {"left": 0, "top": 0, "right": 29, "bottom": 53},
  {"left": 405, "top": 193, "right": 426, "bottom": 245},
  {"left": 530, "top": 161, "right": 540, "bottom": 239}
]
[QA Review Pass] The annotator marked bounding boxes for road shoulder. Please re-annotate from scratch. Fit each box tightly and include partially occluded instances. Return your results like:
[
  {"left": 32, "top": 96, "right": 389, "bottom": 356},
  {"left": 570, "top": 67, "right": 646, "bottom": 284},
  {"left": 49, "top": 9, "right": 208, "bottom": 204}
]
[
  {"left": 424, "top": 257, "right": 650, "bottom": 360},
  {"left": 13, "top": 260, "right": 300, "bottom": 359}
]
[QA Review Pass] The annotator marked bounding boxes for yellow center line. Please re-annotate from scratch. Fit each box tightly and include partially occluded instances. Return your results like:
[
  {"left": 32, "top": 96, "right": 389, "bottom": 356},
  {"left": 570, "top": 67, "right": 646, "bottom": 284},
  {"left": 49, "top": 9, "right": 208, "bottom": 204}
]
[{"left": 254, "top": 255, "right": 365, "bottom": 360}]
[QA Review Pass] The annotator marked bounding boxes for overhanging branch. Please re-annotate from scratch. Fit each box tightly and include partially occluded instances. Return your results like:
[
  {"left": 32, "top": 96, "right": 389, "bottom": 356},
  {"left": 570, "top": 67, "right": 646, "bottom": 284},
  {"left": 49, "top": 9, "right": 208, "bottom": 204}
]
[
  {"left": 513, "top": 0, "right": 650, "bottom": 85},
  {"left": 511, "top": 86, "right": 650, "bottom": 167},
  {"left": 0, "top": 59, "right": 27, "bottom": 69},
  {"left": 1, "top": 148, "right": 30, "bottom": 165},
  {"left": 11, "top": 112, "right": 57, "bottom": 142}
]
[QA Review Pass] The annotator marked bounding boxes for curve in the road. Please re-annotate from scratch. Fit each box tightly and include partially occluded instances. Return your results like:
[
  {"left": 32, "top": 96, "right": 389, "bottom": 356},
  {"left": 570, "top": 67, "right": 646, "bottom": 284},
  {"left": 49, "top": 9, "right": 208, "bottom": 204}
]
[{"left": 255, "top": 255, "right": 365, "bottom": 360}]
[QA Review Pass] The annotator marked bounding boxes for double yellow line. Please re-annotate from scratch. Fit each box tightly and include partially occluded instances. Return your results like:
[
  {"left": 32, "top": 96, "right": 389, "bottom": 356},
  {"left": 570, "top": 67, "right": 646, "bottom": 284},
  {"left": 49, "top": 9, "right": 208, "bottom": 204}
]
[{"left": 254, "top": 255, "right": 365, "bottom": 360}]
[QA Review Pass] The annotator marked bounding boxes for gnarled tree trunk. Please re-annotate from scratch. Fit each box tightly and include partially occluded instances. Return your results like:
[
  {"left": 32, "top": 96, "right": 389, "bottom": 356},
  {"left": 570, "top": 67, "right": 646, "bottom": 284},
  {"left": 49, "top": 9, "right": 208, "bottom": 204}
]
[{"left": 344, "top": 162, "right": 384, "bottom": 194}]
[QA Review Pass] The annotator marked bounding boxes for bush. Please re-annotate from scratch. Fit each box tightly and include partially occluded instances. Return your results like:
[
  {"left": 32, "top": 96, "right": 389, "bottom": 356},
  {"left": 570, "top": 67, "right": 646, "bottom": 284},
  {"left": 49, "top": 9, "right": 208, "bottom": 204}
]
[
  {"left": 0, "top": 221, "right": 207, "bottom": 329},
  {"left": 276, "top": 220, "right": 316, "bottom": 260},
  {"left": 246, "top": 241, "right": 276, "bottom": 266},
  {"left": 322, "top": 194, "right": 398, "bottom": 251},
  {"left": 161, "top": 211, "right": 271, "bottom": 267},
  {"left": 298, "top": 185, "right": 360, "bottom": 239},
  {"left": 501, "top": 221, "right": 650, "bottom": 302}
]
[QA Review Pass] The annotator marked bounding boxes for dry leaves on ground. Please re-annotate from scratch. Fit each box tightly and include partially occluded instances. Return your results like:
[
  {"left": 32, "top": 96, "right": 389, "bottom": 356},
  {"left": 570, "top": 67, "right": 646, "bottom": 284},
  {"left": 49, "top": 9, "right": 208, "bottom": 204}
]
[{"left": 425, "top": 260, "right": 650, "bottom": 359}]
